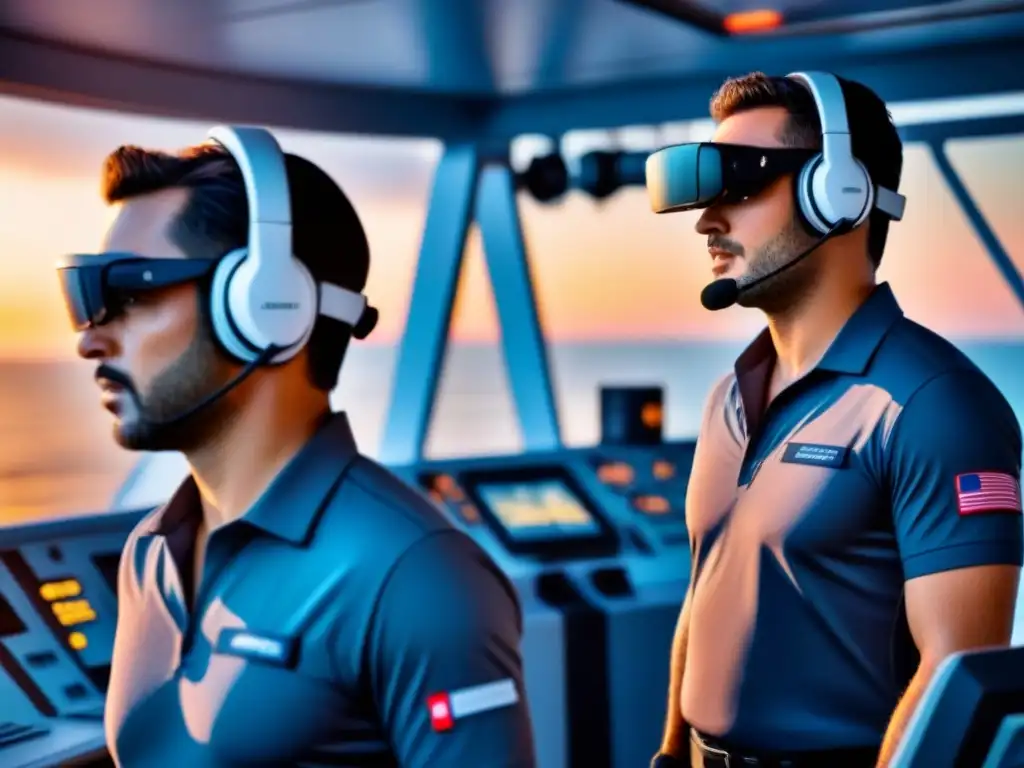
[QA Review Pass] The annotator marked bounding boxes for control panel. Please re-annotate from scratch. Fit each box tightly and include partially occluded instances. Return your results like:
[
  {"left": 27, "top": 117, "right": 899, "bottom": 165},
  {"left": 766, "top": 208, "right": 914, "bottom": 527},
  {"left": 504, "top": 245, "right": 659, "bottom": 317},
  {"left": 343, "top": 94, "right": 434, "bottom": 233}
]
[
  {"left": 0, "top": 511, "right": 145, "bottom": 767},
  {"left": 410, "top": 441, "right": 691, "bottom": 571}
]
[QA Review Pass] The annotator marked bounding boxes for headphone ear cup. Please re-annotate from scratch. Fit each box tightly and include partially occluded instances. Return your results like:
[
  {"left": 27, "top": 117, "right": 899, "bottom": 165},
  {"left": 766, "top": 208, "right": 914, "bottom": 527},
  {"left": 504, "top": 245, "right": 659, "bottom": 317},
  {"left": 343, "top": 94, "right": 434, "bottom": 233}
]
[
  {"left": 810, "top": 156, "right": 873, "bottom": 231},
  {"left": 845, "top": 158, "right": 874, "bottom": 228},
  {"left": 796, "top": 155, "right": 830, "bottom": 235},
  {"left": 209, "top": 249, "right": 260, "bottom": 364}
]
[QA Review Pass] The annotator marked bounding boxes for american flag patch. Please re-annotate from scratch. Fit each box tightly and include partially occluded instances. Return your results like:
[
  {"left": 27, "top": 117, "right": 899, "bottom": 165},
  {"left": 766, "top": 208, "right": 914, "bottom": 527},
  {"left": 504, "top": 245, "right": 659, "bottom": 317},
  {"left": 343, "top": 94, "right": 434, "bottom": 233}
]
[{"left": 955, "top": 472, "right": 1022, "bottom": 515}]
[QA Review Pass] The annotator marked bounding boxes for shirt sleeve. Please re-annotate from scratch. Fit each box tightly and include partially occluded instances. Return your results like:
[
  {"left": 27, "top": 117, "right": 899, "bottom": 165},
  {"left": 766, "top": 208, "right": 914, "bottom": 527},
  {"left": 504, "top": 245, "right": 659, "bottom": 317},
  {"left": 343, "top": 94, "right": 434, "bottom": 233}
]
[
  {"left": 888, "top": 368, "right": 1024, "bottom": 580},
  {"left": 366, "top": 530, "right": 537, "bottom": 768}
]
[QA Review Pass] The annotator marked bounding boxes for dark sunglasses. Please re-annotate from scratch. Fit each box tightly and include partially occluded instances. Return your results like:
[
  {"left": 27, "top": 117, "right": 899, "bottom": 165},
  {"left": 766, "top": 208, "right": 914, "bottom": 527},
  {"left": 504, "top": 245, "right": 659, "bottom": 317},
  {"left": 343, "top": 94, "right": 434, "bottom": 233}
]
[{"left": 56, "top": 251, "right": 217, "bottom": 331}]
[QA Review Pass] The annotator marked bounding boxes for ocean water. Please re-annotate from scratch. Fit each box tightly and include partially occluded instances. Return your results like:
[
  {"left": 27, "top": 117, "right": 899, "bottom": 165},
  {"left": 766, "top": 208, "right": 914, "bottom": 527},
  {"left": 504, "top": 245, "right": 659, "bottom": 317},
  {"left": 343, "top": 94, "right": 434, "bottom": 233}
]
[{"left": 1, "top": 339, "right": 1023, "bottom": 527}]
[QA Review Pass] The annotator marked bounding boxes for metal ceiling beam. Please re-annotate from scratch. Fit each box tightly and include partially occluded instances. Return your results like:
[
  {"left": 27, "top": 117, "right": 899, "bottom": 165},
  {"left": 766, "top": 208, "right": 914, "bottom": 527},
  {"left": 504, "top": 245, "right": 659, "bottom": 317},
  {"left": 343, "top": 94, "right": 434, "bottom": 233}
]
[
  {"left": 617, "top": 0, "right": 726, "bottom": 35},
  {"left": 0, "top": 29, "right": 489, "bottom": 140},
  {"left": 483, "top": 39, "right": 1024, "bottom": 139},
  {"left": 751, "top": 0, "right": 1024, "bottom": 38},
  {"left": 618, "top": 0, "right": 1024, "bottom": 38},
  {"left": 2, "top": 24, "right": 1022, "bottom": 143}
]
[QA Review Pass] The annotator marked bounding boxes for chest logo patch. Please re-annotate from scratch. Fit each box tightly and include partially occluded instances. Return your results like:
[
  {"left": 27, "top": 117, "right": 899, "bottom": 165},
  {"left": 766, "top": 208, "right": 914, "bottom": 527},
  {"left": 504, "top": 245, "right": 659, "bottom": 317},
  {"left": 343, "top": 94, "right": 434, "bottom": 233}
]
[
  {"left": 781, "top": 442, "right": 848, "bottom": 469},
  {"left": 215, "top": 628, "right": 297, "bottom": 667}
]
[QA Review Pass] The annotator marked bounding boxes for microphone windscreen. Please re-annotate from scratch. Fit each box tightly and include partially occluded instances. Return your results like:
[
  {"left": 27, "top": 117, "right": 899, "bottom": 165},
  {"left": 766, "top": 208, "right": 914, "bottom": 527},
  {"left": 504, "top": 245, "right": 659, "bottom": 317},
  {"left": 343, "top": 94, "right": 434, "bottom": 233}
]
[{"left": 700, "top": 278, "right": 739, "bottom": 311}]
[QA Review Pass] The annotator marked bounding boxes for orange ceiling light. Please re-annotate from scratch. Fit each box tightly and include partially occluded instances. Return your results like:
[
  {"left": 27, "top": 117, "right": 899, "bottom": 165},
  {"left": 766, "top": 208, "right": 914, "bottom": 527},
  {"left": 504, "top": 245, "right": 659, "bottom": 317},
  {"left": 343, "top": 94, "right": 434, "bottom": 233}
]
[{"left": 723, "top": 9, "right": 784, "bottom": 34}]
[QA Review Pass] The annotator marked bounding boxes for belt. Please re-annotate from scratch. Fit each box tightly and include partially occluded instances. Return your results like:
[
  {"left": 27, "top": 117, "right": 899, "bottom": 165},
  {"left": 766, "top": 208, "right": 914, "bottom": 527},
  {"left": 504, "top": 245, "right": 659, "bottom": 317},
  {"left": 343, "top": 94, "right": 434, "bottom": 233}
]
[{"left": 690, "top": 730, "right": 879, "bottom": 768}]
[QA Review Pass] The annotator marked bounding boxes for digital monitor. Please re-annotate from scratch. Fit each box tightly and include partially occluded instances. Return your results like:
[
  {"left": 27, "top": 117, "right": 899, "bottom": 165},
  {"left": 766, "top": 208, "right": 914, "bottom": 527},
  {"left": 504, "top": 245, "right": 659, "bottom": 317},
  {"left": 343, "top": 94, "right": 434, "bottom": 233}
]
[{"left": 463, "top": 468, "right": 617, "bottom": 557}]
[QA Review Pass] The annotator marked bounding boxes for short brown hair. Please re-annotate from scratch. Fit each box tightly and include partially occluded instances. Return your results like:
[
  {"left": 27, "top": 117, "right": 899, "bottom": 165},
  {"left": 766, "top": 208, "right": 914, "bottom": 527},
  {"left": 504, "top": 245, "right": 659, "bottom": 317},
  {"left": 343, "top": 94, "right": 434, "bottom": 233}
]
[
  {"left": 101, "top": 142, "right": 372, "bottom": 392},
  {"left": 709, "top": 71, "right": 903, "bottom": 267}
]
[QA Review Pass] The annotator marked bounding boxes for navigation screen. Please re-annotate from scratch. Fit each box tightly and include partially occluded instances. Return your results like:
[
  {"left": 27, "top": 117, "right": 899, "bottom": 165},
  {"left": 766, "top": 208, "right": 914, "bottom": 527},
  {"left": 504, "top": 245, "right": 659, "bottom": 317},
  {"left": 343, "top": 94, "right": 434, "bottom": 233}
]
[{"left": 474, "top": 478, "right": 601, "bottom": 542}]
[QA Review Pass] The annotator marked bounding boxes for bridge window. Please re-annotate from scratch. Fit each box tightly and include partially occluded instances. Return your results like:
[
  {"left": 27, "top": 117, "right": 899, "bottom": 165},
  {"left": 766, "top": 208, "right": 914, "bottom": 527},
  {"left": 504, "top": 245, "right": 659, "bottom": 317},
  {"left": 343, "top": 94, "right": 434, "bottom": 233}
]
[
  {"left": 425, "top": 228, "right": 521, "bottom": 458},
  {"left": 878, "top": 140, "right": 1024, "bottom": 410},
  {"left": 944, "top": 133, "right": 1024, "bottom": 280}
]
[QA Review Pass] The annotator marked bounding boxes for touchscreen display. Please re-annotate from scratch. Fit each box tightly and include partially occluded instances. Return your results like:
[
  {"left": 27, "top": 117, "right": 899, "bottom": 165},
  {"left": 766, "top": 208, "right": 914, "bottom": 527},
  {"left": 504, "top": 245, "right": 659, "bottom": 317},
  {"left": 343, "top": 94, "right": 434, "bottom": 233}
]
[{"left": 474, "top": 478, "right": 600, "bottom": 542}]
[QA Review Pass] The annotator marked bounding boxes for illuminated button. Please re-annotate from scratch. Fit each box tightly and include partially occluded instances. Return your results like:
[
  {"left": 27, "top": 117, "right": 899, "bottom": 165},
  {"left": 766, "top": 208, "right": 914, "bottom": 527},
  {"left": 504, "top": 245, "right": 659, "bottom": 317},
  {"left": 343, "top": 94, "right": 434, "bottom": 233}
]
[
  {"left": 640, "top": 402, "right": 663, "bottom": 429},
  {"left": 425, "top": 473, "right": 465, "bottom": 503},
  {"left": 51, "top": 599, "right": 96, "bottom": 627},
  {"left": 597, "top": 461, "right": 634, "bottom": 487},
  {"left": 436, "top": 474, "right": 463, "bottom": 500},
  {"left": 632, "top": 494, "right": 671, "bottom": 516},
  {"left": 40, "top": 579, "right": 82, "bottom": 602},
  {"left": 438, "top": 475, "right": 465, "bottom": 502},
  {"left": 652, "top": 460, "right": 676, "bottom": 480},
  {"left": 460, "top": 504, "right": 480, "bottom": 524},
  {"left": 68, "top": 632, "right": 88, "bottom": 650}
]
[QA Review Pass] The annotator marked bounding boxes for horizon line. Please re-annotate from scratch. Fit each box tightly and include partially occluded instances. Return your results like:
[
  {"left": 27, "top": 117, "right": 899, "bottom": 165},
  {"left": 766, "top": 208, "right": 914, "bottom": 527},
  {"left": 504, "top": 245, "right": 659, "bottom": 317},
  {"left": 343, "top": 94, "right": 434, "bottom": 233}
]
[{"left": 3, "top": 334, "right": 1023, "bottom": 365}]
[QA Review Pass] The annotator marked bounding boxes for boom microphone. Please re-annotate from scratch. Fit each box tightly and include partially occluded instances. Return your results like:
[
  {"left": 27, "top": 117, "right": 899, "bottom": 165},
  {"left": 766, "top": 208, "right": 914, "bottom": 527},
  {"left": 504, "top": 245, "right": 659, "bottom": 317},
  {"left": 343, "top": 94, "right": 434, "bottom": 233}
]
[{"left": 700, "top": 220, "right": 852, "bottom": 311}]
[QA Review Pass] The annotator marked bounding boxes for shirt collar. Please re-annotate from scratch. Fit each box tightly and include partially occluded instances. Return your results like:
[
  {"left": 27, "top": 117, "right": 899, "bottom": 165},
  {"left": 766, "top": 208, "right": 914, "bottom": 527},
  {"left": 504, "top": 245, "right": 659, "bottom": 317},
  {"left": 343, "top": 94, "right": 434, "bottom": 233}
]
[
  {"left": 735, "top": 281, "right": 904, "bottom": 380},
  {"left": 732, "top": 282, "right": 904, "bottom": 435},
  {"left": 141, "top": 411, "right": 360, "bottom": 546}
]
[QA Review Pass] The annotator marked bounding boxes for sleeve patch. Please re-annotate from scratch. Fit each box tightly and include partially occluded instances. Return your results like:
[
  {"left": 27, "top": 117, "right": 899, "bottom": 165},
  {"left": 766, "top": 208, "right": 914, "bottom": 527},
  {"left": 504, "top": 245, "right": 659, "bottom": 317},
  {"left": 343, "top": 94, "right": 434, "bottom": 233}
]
[
  {"left": 956, "top": 472, "right": 1022, "bottom": 515},
  {"left": 426, "top": 679, "right": 519, "bottom": 732}
]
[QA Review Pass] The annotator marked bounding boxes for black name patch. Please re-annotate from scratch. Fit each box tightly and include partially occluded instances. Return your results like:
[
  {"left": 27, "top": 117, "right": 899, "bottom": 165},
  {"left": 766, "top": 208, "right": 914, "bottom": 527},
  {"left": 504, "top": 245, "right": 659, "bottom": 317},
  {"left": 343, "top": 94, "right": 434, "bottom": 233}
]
[{"left": 782, "top": 442, "right": 848, "bottom": 469}]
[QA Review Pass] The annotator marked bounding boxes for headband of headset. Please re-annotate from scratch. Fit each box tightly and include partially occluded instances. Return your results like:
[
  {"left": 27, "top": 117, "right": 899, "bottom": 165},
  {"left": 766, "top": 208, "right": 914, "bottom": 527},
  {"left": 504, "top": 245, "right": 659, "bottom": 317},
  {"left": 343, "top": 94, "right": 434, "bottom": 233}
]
[
  {"left": 206, "top": 125, "right": 377, "bottom": 340},
  {"left": 785, "top": 72, "right": 906, "bottom": 222}
]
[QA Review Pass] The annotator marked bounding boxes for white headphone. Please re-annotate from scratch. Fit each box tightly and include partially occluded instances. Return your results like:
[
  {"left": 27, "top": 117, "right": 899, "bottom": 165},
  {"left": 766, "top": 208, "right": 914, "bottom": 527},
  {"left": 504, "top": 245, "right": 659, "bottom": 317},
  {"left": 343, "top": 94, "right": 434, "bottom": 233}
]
[
  {"left": 786, "top": 71, "right": 906, "bottom": 235},
  {"left": 205, "top": 125, "right": 372, "bottom": 365}
]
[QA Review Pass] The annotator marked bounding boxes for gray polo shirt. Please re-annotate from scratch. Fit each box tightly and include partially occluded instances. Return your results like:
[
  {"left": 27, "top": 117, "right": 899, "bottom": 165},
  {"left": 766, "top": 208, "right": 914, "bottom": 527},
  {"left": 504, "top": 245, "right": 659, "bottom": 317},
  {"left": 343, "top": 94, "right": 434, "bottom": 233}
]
[
  {"left": 104, "top": 413, "right": 536, "bottom": 767},
  {"left": 681, "top": 282, "right": 1023, "bottom": 751}
]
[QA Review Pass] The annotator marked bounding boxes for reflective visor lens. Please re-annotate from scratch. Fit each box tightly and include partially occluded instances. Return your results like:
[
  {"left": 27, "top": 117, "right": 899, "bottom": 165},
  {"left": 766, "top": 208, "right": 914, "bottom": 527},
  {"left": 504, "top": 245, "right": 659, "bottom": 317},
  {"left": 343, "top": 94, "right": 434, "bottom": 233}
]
[
  {"left": 55, "top": 253, "right": 217, "bottom": 330},
  {"left": 645, "top": 143, "right": 816, "bottom": 214},
  {"left": 57, "top": 264, "right": 106, "bottom": 331},
  {"left": 646, "top": 143, "right": 723, "bottom": 214}
]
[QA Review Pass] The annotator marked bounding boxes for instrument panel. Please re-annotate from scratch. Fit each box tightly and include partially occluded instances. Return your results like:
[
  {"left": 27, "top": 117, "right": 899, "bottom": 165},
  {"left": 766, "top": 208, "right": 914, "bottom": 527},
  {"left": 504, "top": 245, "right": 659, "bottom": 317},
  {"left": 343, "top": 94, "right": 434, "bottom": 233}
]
[
  {"left": 0, "top": 514, "right": 143, "bottom": 767},
  {"left": 414, "top": 440, "right": 692, "bottom": 570}
]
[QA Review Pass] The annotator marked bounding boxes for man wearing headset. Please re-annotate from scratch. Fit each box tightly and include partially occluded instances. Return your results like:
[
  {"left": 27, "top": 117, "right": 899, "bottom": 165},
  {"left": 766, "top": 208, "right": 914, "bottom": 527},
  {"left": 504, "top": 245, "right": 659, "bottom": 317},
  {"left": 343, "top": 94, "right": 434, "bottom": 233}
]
[
  {"left": 646, "top": 73, "right": 1022, "bottom": 768},
  {"left": 56, "top": 128, "right": 536, "bottom": 767}
]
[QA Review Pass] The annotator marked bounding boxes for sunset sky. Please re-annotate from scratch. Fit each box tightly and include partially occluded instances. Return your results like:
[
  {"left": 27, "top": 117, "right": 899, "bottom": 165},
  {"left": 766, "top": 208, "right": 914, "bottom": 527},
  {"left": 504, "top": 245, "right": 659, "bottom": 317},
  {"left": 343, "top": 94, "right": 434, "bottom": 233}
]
[{"left": 0, "top": 93, "right": 1022, "bottom": 361}]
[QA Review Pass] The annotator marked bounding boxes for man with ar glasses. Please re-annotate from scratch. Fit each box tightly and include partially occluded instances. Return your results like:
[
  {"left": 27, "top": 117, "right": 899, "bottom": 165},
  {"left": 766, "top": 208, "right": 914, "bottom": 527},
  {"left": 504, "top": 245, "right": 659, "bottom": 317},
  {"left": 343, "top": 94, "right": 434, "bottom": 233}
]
[
  {"left": 646, "top": 72, "right": 1022, "bottom": 768},
  {"left": 56, "top": 134, "right": 536, "bottom": 767}
]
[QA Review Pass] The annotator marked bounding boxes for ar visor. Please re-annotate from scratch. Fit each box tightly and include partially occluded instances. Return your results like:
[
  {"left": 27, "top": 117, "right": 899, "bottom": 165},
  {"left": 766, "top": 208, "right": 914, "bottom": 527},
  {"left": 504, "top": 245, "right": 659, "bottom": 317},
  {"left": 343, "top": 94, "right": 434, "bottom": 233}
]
[
  {"left": 56, "top": 252, "right": 217, "bottom": 331},
  {"left": 645, "top": 143, "right": 816, "bottom": 214}
]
